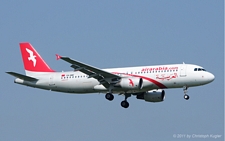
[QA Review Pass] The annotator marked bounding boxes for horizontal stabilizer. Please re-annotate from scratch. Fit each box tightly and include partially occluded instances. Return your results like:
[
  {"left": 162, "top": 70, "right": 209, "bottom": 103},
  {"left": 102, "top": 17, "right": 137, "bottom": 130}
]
[{"left": 6, "top": 72, "right": 38, "bottom": 81}]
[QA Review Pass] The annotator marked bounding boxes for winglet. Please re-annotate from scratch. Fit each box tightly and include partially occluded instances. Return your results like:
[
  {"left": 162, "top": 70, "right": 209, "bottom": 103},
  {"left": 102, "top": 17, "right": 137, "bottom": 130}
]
[{"left": 56, "top": 54, "right": 62, "bottom": 60}]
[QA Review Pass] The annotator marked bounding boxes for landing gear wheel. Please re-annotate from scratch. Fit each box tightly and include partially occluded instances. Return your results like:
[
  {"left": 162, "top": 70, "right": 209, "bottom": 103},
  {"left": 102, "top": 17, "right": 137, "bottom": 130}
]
[
  {"left": 183, "top": 86, "right": 189, "bottom": 100},
  {"left": 105, "top": 93, "right": 114, "bottom": 101},
  {"left": 184, "top": 94, "right": 189, "bottom": 100},
  {"left": 121, "top": 100, "right": 129, "bottom": 108}
]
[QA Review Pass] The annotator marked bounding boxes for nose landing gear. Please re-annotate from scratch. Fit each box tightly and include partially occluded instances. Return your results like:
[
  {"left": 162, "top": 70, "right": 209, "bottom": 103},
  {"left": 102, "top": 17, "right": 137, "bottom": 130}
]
[
  {"left": 183, "top": 86, "right": 189, "bottom": 100},
  {"left": 184, "top": 94, "right": 189, "bottom": 100}
]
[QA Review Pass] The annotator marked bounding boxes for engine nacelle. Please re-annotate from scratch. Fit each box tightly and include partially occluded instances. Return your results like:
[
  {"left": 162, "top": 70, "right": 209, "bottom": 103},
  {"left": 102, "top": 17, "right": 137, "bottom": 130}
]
[
  {"left": 136, "top": 89, "right": 165, "bottom": 102},
  {"left": 115, "top": 77, "right": 143, "bottom": 90}
]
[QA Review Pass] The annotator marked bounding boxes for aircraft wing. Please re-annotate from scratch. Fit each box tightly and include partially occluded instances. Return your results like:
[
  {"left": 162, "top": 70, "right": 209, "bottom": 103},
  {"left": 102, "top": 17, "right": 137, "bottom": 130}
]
[
  {"left": 6, "top": 72, "right": 38, "bottom": 81},
  {"left": 58, "top": 55, "right": 121, "bottom": 88}
]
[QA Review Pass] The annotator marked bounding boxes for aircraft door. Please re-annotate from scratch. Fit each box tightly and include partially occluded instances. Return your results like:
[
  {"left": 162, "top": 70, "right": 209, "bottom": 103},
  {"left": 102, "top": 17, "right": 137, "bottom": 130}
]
[
  {"left": 180, "top": 64, "right": 187, "bottom": 77},
  {"left": 49, "top": 75, "right": 55, "bottom": 87}
]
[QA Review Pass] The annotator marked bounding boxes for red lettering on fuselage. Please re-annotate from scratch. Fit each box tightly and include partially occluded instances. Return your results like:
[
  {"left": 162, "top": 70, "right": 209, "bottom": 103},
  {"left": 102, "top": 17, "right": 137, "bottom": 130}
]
[{"left": 141, "top": 66, "right": 178, "bottom": 72}]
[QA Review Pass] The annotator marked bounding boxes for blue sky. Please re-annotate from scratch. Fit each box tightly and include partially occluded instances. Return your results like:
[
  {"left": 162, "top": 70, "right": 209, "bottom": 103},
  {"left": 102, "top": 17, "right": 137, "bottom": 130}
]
[{"left": 0, "top": 1, "right": 224, "bottom": 141}]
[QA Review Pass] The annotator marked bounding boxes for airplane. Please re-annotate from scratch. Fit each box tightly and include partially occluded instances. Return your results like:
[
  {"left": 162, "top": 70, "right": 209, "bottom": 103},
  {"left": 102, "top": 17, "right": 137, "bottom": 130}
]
[{"left": 6, "top": 42, "right": 215, "bottom": 108}]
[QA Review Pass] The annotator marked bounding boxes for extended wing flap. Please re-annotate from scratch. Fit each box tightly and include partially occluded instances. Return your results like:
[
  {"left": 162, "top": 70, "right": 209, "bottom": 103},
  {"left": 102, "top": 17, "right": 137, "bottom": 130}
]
[{"left": 6, "top": 72, "right": 38, "bottom": 81}]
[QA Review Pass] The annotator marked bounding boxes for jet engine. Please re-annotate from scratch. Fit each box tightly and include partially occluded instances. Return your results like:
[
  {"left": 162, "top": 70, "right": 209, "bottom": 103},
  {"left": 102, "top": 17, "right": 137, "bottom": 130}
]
[
  {"left": 115, "top": 77, "right": 143, "bottom": 90},
  {"left": 136, "top": 89, "right": 165, "bottom": 102}
]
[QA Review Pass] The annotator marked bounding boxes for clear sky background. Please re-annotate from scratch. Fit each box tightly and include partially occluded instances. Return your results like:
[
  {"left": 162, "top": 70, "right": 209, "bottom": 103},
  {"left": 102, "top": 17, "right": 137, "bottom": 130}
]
[{"left": 0, "top": 1, "right": 224, "bottom": 141}]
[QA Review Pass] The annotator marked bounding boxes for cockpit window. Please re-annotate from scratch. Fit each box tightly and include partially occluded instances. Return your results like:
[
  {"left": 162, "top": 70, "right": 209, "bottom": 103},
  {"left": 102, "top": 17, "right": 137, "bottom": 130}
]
[{"left": 194, "top": 68, "right": 206, "bottom": 71}]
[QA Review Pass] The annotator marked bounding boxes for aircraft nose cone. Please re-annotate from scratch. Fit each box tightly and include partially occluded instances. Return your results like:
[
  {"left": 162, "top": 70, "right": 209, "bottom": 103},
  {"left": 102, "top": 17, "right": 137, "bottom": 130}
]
[{"left": 208, "top": 73, "right": 215, "bottom": 82}]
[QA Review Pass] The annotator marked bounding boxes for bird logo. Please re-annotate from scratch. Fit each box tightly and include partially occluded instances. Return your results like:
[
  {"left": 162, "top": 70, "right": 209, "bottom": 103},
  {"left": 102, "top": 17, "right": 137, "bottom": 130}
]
[
  {"left": 26, "top": 48, "right": 37, "bottom": 67},
  {"left": 128, "top": 79, "right": 134, "bottom": 87}
]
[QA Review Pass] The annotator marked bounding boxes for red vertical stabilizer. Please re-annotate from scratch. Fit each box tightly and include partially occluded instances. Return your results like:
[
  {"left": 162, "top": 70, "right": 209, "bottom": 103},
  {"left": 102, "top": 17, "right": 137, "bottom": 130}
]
[{"left": 20, "top": 42, "right": 55, "bottom": 72}]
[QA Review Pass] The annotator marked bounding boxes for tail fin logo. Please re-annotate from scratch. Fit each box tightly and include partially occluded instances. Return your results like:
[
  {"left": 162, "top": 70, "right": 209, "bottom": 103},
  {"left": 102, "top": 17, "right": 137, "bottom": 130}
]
[{"left": 26, "top": 48, "right": 37, "bottom": 67}]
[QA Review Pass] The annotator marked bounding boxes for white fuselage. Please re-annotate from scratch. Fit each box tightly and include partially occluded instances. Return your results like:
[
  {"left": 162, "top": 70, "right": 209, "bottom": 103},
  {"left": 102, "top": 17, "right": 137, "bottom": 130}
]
[{"left": 15, "top": 64, "right": 215, "bottom": 94}]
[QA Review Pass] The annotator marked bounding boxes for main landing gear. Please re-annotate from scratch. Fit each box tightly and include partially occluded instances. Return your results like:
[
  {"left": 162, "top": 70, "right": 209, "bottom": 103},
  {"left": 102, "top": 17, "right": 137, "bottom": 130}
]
[
  {"left": 105, "top": 85, "right": 114, "bottom": 101},
  {"left": 121, "top": 94, "right": 131, "bottom": 108},
  {"left": 105, "top": 92, "right": 131, "bottom": 108},
  {"left": 105, "top": 93, "right": 114, "bottom": 101},
  {"left": 183, "top": 86, "right": 189, "bottom": 100}
]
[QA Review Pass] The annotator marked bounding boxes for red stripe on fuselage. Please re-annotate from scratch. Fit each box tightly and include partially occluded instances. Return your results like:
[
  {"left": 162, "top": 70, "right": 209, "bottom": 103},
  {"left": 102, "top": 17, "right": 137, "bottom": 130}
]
[
  {"left": 112, "top": 72, "right": 167, "bottom": 89},
  {"left": 132, "top": 74, "right": 167, "bottom": 89}
]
